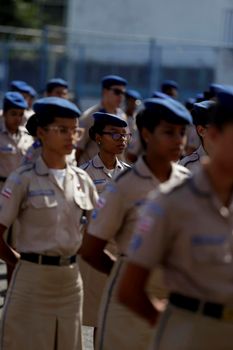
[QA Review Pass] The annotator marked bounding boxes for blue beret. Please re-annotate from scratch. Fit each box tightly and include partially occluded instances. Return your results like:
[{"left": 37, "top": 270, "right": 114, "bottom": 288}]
[
  {"left": 33, "top": 97, "right": 81, "bottom": 118},
  {"left": 209, "top": 84, "right": 224, "bottom": 96},
  {"left": 27, "top": 86, "right": 37, "bottom": 98},
  {"left": 151, "top": 91, "right": 172, "bottom": 99},
  {"left": 92, "top": 112, "right": 127, "bottom": 127},
  {"left": 216, "top": 86, "right": 233, "bottom": 112},
  {"left": 125, "top": 89, "right": 142, "bottom": 100},
  {"left": 191, "top": 100, "right": 216, "bottom": 126},
  {"left": 10, "top": 80, "right": 32, "bottom": 94},
  {"left": 144, "top": 98, "right": 192, "bottom": 124},
  {"left": 46, "top": 78, "right": 68, "bottom": 92},
  {"left": 185, "top": 97, "right": 195, "bottom": 110},
  {"left": 3, "top": 91, "right": 28, "bottom": 110},
  {"left": 161, "top": 80, "right": 178, "bottom": 91},
  {"left": 101, "top": 75, "right": 127, "bottom": 89}
]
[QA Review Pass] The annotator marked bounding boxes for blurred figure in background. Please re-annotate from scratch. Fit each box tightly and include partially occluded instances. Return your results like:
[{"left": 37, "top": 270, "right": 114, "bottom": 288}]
[
  {"left": 45, "top": 78, "right": 69, "bottom": 99},
  {"left": 161, "top": 80, "right": 179, "bottom": 99},
  {"left": 76, "top": 75, "right": 127, "bottom": 165}
]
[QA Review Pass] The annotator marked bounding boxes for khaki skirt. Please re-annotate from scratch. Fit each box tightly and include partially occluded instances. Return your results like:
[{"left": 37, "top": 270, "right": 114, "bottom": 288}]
[{"left": 0, "top": 260, "right": 83, "bottom": 350}]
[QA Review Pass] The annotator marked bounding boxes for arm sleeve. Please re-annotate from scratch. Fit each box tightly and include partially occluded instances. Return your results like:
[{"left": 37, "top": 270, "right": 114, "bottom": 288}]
[
  {"left": 127, "top": 189, "right": 170, "bottom": 269},
  {"left": 88, "top": 181, "right": 126, "bottom": 242},
  {"left": 0, "top": 171, "right": 27, "bottom": 228}
]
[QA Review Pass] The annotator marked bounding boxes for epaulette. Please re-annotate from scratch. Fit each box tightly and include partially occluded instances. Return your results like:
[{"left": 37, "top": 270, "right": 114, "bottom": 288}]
[
  {"left": 179, "top": 152, "right": 199, "bottom": 167},
  {"left": 80, "top": 161, "right": 91, "bottom": 171},
  {"left": 120, "top": 161, "right": 131, "bottom": 169},
  {"left": 18, "top": 163, "right": 35, "bottom": 175},
  {"left": 174, "top": 163, "right": 191, "bottom": 175},
  {"left": 115, "top": 167, "right": 132, "bottom": 182},
  {"left": 160, "top": 175, "right": 191, "bottom": 195}
]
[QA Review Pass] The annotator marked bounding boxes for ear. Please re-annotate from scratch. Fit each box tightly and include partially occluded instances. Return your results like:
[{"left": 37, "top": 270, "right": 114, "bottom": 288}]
[
  {"left": 196, "top": 125, "right": 207, "bottom": 138},
  {"left": 95, "top": 134, "right": 102, "bottom": 145},
  {"left": 37, "top": 126, "right": 46, "bottom": 142},
  {"left": 206, "top": 125, "right": 220, "bottom": 143},
  {"left": 141, "top": 127, "right": 152, "bottom": 145}
]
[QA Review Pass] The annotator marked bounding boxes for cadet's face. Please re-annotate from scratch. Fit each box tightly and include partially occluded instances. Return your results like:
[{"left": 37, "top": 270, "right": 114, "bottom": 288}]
[
  {"left": 96, "top": 125, "right": 129, "bottom": 155},
  {"left": 4, "top": 108, "right": 24, "bottom": 133},
  {"left": 39, "top": 117, "right": 81, "bottom": 156},
  {"left": 145, "top": 120, "right": 186, "bottom": 161},
  {"left": 104, "top": 85, "right": 126, "bottom": 108},
  {"left": 209, "top": 123, "right": 233, "bottom": 172},
  {"left": 48, "top": 87, "right": 69, "bottom": 99}
]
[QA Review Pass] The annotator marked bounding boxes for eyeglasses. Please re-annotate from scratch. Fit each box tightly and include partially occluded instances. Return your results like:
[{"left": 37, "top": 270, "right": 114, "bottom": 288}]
[
  {"left": 108, "top": 88, "right": 126, "bottom": 96},
  {"left": 43, "top": 125, "right": 84, "bottom": 139},
  {"left": 101, "top": 132, "right": 132, "bottom": 141}
]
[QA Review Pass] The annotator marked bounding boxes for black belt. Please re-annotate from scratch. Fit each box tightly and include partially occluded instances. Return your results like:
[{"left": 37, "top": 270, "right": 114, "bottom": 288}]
[
  {"left": 169, "top": 293, "right": 233, "bottom": 322},
  {"left": 20, "top": 253, "right": 77, "bottom": 266},
  {"left": 0, "top": 176, "right": 7, "bottom": 182}
]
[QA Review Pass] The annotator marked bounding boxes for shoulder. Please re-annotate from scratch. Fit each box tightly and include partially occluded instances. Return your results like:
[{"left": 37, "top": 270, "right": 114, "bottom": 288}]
[
  {"left": 179, "top": 152, "right": 199, "bottom": 167},
  {"left": 159, "top": 175, "right": 191, "bottom": 198},
  {"left": 119, "top": 160, "right": 131, "bottom": 169},
  {"left": 80, "top": 160, "right": 91, "bottom": 171},
  {"left": 80, "top": 104, "right": 99, "bottom": 120},
  {"left": 114, "top": 166, "right": 133, "bottom": 183},
  {"left": 173, "top": 163, "right": 191, "bottom": 176}
]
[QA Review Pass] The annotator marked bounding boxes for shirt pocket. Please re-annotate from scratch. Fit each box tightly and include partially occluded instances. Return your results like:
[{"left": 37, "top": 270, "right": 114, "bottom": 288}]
[{"left": 191, "top": 236, "right": 232, "bottom": 264}]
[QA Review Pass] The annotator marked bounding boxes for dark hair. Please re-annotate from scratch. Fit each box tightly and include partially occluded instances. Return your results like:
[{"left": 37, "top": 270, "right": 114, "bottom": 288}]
[
  {"left": 89, "top": 121, "right": 107, "bottom": 141},
  {"left": 26, "top": 113, "right": 56, "bottom": 137},
  {"left": 136, "top": 109, "right": 161, "bottom": 149},
  {"left": 209, "top": 103, "right": 233, "bottom": 130},
  {"left": 136, "top": 107, "right": 186, "bottom": 149}
]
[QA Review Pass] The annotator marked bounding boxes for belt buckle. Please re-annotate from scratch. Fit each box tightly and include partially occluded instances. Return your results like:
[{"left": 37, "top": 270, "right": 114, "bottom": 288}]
[
  {"left": 223, "top": 306, "right": 233, "bottom": 322},
  {"left": 59, "top": 256, "right": 71, "bottom": 266}
]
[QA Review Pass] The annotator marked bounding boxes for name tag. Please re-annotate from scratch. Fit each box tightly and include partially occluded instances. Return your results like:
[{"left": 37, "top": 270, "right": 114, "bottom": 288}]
[
  {"left": 93, "top": 179, "right": 106, "bottom": 185},
  {"left": 28, "top": 189, "right": 55, "bottom": 197}
]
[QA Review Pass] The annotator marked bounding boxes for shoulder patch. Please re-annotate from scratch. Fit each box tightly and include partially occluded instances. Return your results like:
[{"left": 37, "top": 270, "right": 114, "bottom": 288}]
[
  {"left": 179, "top": 152, "right": 199, "bottom": 167},
  {"left": 115, "top": 167, "right": 132, "bottom": 182}
]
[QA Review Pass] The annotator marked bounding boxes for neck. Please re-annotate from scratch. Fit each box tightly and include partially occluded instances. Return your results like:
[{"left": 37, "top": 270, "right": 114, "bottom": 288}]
[
  {"left": 144, "top": 154, "right": 172, "bottom": 182},
  {"left": 98, "top": 151, "right": 117, "bottom": 169},
  {"left": 41, "top": 149, "right": 66, "bottom": 169},
  {"left": 204, "top": 160, "right": 233, "bottom": 206},
  {"left": 101, "top": 100, "right": 117, "bottom": 114}
]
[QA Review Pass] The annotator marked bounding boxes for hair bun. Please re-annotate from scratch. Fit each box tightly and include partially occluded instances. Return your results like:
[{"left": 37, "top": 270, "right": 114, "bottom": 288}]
[{"left": 26, "top": 114, "right": 38, "bottom": 137}]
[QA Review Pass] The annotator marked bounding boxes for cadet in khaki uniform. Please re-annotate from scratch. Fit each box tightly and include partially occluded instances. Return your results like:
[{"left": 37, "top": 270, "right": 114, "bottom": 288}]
[
  {"left": 45, "top": 78, "right": 69, "bottom": 99},
  {"left": 0, "top": 97, "right": 98, "bottom": 350},
  {"left": 76, "top": 75, "right": 127, "bottom": 165},
  {"left": 81, "top": 112, "right": 131, "bottom": 193},
  {"left": 79, "top": 112, "right": 130, "bottom": 334},
  {"left": 179, "top": 100, "right": 215, "bottom": 172},
  {"left": 80, "top": 98, "right": 192, "bottom": 350},
  {"left": 0, "top": 92, "right": 33, "bottom": 190},
  {"left": 118, "top": 86, "right": 233, "bottom": 350},
  {"left": 124, "top": 89, "right": 142, "bottom": 164},
  {"left": 10, "top": 80, "right": 36, "bottom": 124}
]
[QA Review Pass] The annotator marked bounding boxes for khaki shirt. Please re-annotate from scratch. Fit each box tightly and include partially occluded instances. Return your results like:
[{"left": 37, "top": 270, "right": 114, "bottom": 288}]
[
  {"left": 88, "top": 156, "right": 190, "bottom": 255},
  {"left": 77, "top": 104, "right": 126, "bottom": 165},
  {"left": 22, "top": 140, "right": 77, "bottom": 166},
  {"left": 179, "top": 144, "right": 207, "bottom": 173},
  {"left": 80, "top": 153, "right": 130, "bottom": 194},
  {"left": 0, "top": 156, "right": 98, "bottom": 256},
  {"left": 128, "top": 165, "right": 233, "bottom": 303},
  {"left": 0, "top": 121, "right": 33, "bottom": 179}
]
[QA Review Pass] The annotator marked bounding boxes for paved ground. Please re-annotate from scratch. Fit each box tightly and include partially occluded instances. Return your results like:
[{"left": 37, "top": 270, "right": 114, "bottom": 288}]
[{"left": 0, "top": 260, "right": 94, "bottom": 350}]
